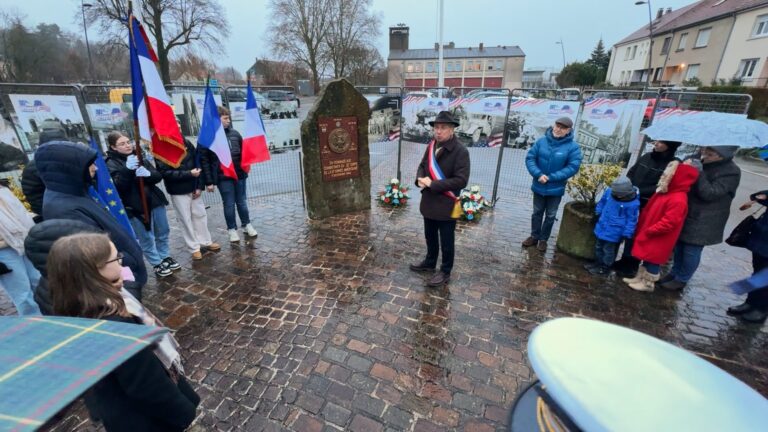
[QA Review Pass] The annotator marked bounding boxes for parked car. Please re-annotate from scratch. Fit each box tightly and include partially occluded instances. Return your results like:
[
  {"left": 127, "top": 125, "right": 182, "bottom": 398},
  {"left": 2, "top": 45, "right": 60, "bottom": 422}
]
[
  {"left": 585, "top": 91, "right": 625, "bottom": 102},
  {"left": 405, "top": 91, "right": 434, "bottom": 99},
  {"left": 643, "top": 98, "right": 678, "bottom": 122},
  {"left": 266, "top": 90, "right": 300, "bottom": 108}
]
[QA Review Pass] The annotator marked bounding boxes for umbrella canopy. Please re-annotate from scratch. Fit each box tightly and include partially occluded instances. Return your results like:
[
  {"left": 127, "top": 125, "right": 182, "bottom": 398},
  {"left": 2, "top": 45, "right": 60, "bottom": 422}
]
[
  {"left": 0, "top": 316, "right": 167, "bottom": 431},
  {"left": 642, "top": 110, "right": 768, "bottom": 148}
]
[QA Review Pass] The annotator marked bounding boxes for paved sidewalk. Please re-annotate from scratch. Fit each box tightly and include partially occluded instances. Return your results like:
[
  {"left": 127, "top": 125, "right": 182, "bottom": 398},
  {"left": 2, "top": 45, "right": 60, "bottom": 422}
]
[{"left": 5, "top": 187, "right": 766, "bottom": 431}]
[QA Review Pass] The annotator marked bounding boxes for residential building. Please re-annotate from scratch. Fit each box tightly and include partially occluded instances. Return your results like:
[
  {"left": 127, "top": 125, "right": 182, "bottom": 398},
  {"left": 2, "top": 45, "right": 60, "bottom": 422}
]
[
  {"left": 387, "top": 25, "right": 525, "bottom": 90},
  {"left": 607, "top": 0, "right": 768, "bottom": 87}
]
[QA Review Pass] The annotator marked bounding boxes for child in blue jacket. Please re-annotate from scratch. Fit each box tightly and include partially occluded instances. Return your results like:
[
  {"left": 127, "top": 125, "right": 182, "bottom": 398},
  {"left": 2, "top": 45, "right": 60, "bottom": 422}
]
[{"left": 585, "top": 176, "right": 640, "bottom": 275}]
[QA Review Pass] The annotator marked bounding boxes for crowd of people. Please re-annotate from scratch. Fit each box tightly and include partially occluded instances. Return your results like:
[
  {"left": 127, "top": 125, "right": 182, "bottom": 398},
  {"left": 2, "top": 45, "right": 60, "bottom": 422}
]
[
  {"left": 0, "top": 106, "right": 764, "bottom": 429},
  {"left": 0, "top": 105, "right": 261, "bottom": 430}
]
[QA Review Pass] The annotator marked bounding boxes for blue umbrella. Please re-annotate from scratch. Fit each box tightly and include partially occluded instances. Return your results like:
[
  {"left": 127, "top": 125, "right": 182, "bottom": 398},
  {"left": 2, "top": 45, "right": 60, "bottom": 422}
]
[
  {"left": 642, "top": 111, "right": 768, "bottom": 148},
  {"left": 0, "top": 316, "right": 167, "bottom": 431}
]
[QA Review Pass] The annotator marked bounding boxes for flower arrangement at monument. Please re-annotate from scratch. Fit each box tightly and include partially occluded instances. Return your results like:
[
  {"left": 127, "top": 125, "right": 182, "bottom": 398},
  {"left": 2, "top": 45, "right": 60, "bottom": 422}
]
[
  {"left": 378, "top": 178, "right": 410, "bottom": 207},
  {"left": 458, "top": 185, "right": 492, "bottom": 221}
]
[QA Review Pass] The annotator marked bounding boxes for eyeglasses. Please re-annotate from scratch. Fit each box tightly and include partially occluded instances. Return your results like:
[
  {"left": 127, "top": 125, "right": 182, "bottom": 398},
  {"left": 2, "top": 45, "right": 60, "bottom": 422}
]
[{"left": 104, "top": 252, "right": 124, "bottom": 266}]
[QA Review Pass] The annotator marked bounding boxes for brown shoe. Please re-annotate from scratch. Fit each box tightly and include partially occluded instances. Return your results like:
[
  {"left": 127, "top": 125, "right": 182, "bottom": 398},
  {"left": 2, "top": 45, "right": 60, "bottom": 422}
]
[
  {"left": 427, "top": 271, "right": 450, "bottom": 287},
  {"left": 192, "top": 251, "right": 203, "bottom": 260},
  {"left": 536, "top": 240, "right": 547, "bottom": 252},
  {"left": 522, "top": 236, "right": 537, "bottom": 247},
  {"left": 203, "top": 242, "right": 221, "bottom": 251}
]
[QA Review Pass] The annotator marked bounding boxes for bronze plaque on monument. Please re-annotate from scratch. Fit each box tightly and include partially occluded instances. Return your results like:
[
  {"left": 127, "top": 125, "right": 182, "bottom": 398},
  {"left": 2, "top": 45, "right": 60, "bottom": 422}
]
[{"left": 318, "top": 116, "right": 360, "bottom": 182}]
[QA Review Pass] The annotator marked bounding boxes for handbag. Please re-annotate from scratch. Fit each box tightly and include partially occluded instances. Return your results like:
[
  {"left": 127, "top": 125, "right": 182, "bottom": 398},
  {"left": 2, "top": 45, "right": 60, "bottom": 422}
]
[{"left": 726, "top": 208, "right": 764, "bottom": 248}]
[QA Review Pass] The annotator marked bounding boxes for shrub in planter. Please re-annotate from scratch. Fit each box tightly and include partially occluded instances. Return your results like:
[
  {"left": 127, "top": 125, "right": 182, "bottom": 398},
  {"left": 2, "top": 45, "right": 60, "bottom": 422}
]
[{"left": 556, "top": 164, "right": 622, "bottom": 259}]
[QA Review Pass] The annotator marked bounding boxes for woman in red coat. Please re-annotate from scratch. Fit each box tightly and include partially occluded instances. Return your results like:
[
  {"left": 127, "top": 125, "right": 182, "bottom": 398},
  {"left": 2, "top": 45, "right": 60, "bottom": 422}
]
[{"left": 624, "top": 160, "right": 700, "bottom": 292}]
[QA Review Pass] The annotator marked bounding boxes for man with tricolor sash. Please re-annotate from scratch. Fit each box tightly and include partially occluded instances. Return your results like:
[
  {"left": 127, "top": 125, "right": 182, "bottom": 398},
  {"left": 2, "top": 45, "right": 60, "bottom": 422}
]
[{"left": 410, "top": 111, "right": 470, "bottom": 287}]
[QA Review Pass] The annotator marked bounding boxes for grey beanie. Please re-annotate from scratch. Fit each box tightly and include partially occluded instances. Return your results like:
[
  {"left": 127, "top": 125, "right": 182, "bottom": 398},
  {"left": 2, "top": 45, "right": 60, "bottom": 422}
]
[
  {"left": 710, "top": 145, "right": 739, "bottom": 159},
  {"left": 610, "top": 176, "right": 635, "bottom": 199}
]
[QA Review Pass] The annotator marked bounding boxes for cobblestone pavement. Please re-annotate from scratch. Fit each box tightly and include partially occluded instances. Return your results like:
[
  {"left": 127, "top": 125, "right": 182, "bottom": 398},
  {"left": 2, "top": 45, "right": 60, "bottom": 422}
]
[{"left": 5, "top": 183, "right": 767, "bottom": 431}]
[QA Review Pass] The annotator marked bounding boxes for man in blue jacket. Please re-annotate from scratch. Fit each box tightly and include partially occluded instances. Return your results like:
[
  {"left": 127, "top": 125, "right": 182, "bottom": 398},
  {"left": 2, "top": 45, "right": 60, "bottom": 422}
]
[{"left": 523, "top": 117, "right": 583, "bottom": 252}]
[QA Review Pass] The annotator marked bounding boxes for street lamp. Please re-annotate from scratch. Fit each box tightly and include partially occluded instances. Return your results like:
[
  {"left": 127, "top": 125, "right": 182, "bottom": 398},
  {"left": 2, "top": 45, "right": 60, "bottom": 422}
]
[
  {"left": 81, "top": 1, "right": 95, "bottom": 82},
  {"left": 635, "top": 0, "right": 654, "bottom": 87},
  {"left": 555, "top": 38, "right": 566, "bottom": 70}
]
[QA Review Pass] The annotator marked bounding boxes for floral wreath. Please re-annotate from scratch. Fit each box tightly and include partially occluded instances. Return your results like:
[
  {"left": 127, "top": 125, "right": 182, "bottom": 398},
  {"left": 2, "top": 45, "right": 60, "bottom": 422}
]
[
  {"left": 458, "top": 185, "right": 492, "bottom": 221},
  {"left": 378, "top": 178, "right": 410, "bottom": 207}
]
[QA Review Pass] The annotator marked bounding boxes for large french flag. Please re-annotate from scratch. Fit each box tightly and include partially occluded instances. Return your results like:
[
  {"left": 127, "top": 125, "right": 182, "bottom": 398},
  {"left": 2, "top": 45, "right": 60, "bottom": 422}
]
[
  {"left": 241, "top": 82, "right": 271, "bottom": 172},
  {"left": 129, "top": 16, "right": 185, "bottom": 167},
  {"left": 198, "top": 83, "right": 237, "bottom": 180}
]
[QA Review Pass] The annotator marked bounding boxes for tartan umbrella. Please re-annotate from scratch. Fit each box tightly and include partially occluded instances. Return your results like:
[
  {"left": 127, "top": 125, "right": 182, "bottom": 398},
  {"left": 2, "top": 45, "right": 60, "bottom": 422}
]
[{"left": 0, "top": 316, "right": 167, "bottom": 431}]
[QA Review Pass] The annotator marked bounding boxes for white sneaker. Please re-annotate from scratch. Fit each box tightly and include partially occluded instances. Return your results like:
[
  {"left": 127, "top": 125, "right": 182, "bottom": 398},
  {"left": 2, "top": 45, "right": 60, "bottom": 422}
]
[
  {"left": 228, "top": 229, "right": 240, "bottom": 242},
  {"left": 244, "top": 223, "right": 258, "bottom": 237}
]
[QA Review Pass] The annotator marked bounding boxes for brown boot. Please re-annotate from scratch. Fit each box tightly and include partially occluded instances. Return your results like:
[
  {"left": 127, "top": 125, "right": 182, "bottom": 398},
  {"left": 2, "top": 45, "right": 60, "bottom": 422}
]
[
  {"left": 536, "top": 240, "right": 548, "bottom": 252},
  {"left": 427, "top": 272, "right": 450, "bottom": 287},
  {"left": 522, "top": 236, "right": 537, "bottom": 247}
]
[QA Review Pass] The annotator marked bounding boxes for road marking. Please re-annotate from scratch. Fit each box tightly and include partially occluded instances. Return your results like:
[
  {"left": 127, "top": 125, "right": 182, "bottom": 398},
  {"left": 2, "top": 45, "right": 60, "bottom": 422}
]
[{"left": 741, "top": 168, "right": 768, "bottom": 179}]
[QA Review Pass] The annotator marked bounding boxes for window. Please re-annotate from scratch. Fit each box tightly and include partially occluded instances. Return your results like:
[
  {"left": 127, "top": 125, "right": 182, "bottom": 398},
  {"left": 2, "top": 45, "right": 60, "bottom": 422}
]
[
  {"left": 487, "top": 60, "right": 493, "bottom": 70},
  {"left": 495, "top": 60, "right": 503, "bottom": 70},
  {"left": 631, "top": 45, "right": 638, "bottom": 60},
  {"left": 677, "top": 33, "right": 688, "bottom": 50},
  {"left": 446, "top": 61, "right": 453, "bottom": 72},
  {"left": 466, "top": 61, "right": 473, "bottom": 71},
  {"left": 753, "top": 14, "right": 768, "bottom": 37},
  {"left": 415, "top": 62, "right": 422, "bottom": 72},
  {"left": 624, "top": 46, "right": 631, "bottom": 60},
  {"left": 739, "top": 58, "right": 759, "bottom": 78},
  {"left": 694, "top": 28, "right": 711, "bottom": 48},
  {"left": 406, "top": 63, "right": 414, "bottom": 73},
  {"left": 426, "top": 62, "right": 434, "bottom": 73},
  {"left": 661, "top": 37, "right": 672, "bottom": 55},
  {"left": 456, "top": 61, "right": 463, "bottom": 71},
  {"left": 685, "top": 63, "right": 700, "bottom": 80},
  {"left": 620, "top": 71, "right": 626, "bottom": 82}
]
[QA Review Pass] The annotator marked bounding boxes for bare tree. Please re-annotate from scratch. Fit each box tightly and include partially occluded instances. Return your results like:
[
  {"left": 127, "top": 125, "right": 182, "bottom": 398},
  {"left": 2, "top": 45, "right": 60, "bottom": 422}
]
[
  {"left": 346, "top": 45, "right": 383, "bottom": 85},
  {"left": 267, "top": 0, "right": 333, "bottom": 94},
  {"left": 325, "top": 0, "right": 380, "bottom": 79},
  {"left": 170, "top": 53, "right": 214, "bottom": 81},
  {"left": 83, "top": 0, "right": 229, "bottom": 84}
]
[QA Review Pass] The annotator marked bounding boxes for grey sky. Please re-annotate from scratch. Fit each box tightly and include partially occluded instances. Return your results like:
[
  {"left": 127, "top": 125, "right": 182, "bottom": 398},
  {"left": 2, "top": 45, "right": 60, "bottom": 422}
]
[{"left": 2, "top": 0, "right": 695, "bottom": 74}]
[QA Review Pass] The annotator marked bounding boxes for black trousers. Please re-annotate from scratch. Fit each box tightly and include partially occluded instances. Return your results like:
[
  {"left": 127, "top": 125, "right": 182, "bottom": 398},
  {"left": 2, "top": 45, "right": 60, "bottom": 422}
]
[
  {"left": 746, "top": 253, "right": 768, "bottom": 311},
  {"left": 423, "top": 217, "right": 456, "bottom": 274}
]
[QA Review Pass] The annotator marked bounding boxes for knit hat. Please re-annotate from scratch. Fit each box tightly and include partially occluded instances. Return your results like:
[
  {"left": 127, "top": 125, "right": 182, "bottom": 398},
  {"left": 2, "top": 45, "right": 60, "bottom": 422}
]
[
  {"left": 684, "top": 157, "right": 703, "bottom": 172},
  {"left": 610, "top": 176, "right": 635, "bottom": 200},
  {"left": 709, "top": 145, "right": 739, "bottom": 160}
]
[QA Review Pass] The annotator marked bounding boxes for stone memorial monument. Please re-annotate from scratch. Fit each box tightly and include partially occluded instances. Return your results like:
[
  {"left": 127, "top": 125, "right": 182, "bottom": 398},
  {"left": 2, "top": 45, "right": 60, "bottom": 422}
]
[{"left": 301, "top": 79, "right": 371, "bottom": 219}]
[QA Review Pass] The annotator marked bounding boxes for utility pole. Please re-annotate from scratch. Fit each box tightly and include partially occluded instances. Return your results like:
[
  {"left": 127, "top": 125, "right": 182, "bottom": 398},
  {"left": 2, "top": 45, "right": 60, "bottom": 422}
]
[{"left": 437, "top": 0, "right": 444, "bottom": 89}]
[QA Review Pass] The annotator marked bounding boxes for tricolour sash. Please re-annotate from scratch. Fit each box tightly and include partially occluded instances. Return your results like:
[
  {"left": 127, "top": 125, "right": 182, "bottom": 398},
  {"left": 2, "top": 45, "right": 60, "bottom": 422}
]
[{"left": 426, "top": 139, "right": 462, "bottom": 219}]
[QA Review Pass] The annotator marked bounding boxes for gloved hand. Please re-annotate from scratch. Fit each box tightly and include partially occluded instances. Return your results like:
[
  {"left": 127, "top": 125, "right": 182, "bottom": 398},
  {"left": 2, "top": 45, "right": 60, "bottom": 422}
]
[
  {"left": 135, "top": 166, "right": 151, "bottom": 177},
  {"left": 126, "top": 155, "right": 139, "bottom": 170}
]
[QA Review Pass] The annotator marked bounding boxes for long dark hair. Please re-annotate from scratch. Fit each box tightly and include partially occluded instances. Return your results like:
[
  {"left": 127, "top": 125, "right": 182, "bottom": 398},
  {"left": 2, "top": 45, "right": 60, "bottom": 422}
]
[{"left": 48, "top": 233, "right": 128, "bottom": 319}]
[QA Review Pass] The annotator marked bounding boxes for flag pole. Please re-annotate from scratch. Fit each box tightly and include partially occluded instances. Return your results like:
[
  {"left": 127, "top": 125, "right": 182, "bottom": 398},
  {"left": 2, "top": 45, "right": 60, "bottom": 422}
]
[{"left": 128, "top": 0, "right": 151, "bottom": 227}]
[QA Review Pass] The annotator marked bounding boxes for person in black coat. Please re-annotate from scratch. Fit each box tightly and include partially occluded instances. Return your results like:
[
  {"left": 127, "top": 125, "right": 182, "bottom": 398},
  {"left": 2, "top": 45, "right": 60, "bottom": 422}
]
[
  {"left": 47, "top": 233, "right": 200, "bottom": 432},
  {"left": 105, "top": 132, "right": 179, "bottom": 278},
  {"left": 727, "top": 191, "right": 768, "bottom": 323},
  {"left": 21, "top": 129, "right": 68, "bottom": 221},
  {"left": 410, "top": 111, "right": 470, "bottom": 287},
  {"left": 613, "top": 139, "right": 681, "bottom": 277},
  {"left": 200, "top": 106, "right": 258, "bottom": 242},
  {"left": 24, "top": 218, "right": 99, "bottom": 315},
  {"left": 34, "top": 140, "right": 147, "bottom": 300},
  {"left": 156, "top": 137, "right": 220, "bottom": 260}
]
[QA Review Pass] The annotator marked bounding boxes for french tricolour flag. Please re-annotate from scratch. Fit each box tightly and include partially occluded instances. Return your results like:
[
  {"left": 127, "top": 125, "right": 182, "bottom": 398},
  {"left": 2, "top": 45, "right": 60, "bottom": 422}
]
[
  {"left": 198, "top": 83, "right": 237, "bottom": 180},
  {"left": 241, "top": 82, "right": 270, "bottom": 172},
  {"left": 129, "top": 16, "right": 185, "bottom": 167}
]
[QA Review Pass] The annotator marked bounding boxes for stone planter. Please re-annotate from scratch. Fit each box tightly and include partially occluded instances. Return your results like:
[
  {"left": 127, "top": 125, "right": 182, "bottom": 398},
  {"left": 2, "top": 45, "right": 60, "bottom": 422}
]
[{"left": 556, "top": 201, "right": 596, "bottom": 260}]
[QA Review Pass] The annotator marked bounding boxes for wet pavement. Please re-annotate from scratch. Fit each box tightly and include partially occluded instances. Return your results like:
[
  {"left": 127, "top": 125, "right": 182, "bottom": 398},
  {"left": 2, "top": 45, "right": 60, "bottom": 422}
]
[{"left": 4, "top": 164, "right": 768, "bottom": 432}]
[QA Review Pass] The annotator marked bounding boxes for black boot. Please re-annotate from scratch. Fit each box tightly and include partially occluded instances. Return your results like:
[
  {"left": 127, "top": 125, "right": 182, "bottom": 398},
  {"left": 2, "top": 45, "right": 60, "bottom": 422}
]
[
  {"left": 613, "top": 256, "right": 639, "bottom": 278},
  {"left": 727, "top": 302, "right": 752, "bottom": 316},
  {"left": 740, "top": 309, "right": 768, "bottom": 324}
]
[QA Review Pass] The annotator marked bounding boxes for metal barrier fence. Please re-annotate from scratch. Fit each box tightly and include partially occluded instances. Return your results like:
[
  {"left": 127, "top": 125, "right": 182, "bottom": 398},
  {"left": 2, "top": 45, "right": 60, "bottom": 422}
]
[
  {"left": 0, "top": 82, "right": 306, "bottom": 206},
  {"left": 0, "top": 83, "right": 755, "bottom": 212}
]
